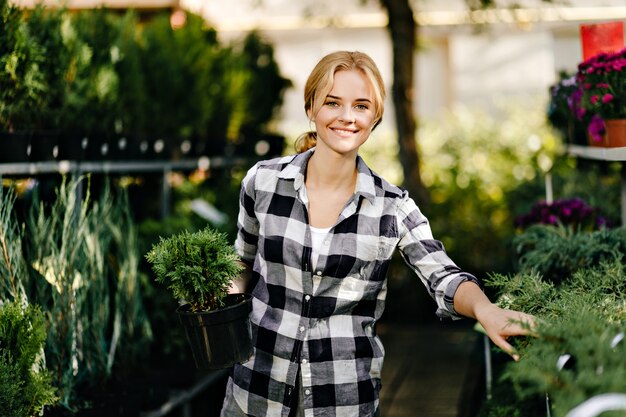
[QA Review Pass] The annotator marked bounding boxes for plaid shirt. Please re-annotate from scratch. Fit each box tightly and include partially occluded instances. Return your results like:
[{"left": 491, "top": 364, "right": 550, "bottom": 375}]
[{"left": 227, "top": 149, "right": 480, "bottom": 417}]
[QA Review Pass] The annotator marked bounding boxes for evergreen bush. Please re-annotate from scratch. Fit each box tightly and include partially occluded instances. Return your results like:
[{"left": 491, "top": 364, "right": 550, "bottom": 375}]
[
  {"left": 145, "top": 227, "right": 244, "bottom": 312},
  {"left": 513, "top": 225, "right": 626, "bottom": 284},
  {"left": 483, "top": 261, "right": 626, "bottom": 416},
  {"left": 0, "top": 301, "right": 58, "bottom": 417},
  {"left": 0, "top": 0, "right": 46, "bottom": 131},
  {"left": 1, "top": 4, "right": 291, "bottom": 157}
]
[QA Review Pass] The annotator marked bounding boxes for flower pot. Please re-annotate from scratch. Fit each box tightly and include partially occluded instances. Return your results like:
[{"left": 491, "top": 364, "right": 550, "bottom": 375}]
[
  {"left": 587, "top": 132, "right": 607, "bottom": 147},
  {"left": 605, "top": 119, "right": 626, "bottom": 148},
  {"left": 177, "top": 293, "right": 253, "bottom": 370}
]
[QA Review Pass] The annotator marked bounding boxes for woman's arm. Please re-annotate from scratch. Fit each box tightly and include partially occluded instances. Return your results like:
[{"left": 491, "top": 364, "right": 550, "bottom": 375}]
[
  {"left": 454, "top": 281, "right": 535, "bottom": 361},
  {"left": 228, "top": 261, "right": 252, "bottom": 294}
]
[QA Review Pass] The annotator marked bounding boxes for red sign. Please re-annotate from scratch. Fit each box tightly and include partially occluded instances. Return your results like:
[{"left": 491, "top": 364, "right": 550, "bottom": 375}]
[{"left": 580, "top": 21, "right": 624, "bottom": 60}]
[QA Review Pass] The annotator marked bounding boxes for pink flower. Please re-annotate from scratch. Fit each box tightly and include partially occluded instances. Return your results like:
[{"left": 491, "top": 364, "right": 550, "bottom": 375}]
[
  {"left": 588, "top": 114, "right": 606, "bottom": 142},
  {"left": 602, "top": 94, "right": 614, "bottom": 104},
  {"left": 590, "top": 95, "right": 599, "bottom": 104},
  {"left": 597, "top": 83, "right": 610, "bottom": 88}
]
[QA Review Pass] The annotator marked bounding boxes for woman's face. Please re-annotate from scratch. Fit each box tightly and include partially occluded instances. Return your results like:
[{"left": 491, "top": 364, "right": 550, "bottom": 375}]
[{"left": 310, "top": 69, "right": 375, "bottom": 157}]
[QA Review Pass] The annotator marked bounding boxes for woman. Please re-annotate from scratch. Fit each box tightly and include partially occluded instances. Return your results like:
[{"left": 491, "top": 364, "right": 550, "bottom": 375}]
[{"left": 222, "top": 50, "right": 533, "bottom": 417}]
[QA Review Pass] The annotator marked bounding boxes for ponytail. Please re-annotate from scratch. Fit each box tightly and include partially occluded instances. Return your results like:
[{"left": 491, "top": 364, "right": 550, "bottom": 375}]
[{"left": 294, "top": 131, "right": 317, "bottom": 153}]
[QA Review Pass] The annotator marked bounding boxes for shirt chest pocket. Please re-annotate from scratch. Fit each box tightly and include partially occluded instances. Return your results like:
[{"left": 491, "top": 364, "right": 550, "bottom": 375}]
[{"left": 325, "top": 237, "right": 392, "bottom": 281}]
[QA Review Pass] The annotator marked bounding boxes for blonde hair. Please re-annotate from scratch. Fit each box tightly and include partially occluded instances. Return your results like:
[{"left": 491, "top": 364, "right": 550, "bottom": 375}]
[{"left": 294, "top": 51, "right": 386, "bottom": 153}]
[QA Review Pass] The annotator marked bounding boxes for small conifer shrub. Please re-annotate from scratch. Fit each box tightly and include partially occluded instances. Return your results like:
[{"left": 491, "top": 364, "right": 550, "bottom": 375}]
[{"left": 145, "top": 227, "right": 244, "bottom": 312}]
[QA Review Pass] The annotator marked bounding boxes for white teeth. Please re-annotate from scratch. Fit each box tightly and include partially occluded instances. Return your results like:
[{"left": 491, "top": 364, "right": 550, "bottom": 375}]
[{"left": 333, "top": 128, "right": 355, "bottom": 135}]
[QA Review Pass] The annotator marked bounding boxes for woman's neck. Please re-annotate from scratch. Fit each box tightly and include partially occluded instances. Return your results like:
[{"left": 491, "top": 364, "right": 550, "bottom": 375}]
[{"left": 305, "top": 149, "right": 357, "bottom": 192}]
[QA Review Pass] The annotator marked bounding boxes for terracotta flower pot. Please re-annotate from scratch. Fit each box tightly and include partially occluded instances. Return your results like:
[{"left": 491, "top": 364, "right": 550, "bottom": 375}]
[{"left": 605, "top": 119, "right": 626, "bottom": 148}]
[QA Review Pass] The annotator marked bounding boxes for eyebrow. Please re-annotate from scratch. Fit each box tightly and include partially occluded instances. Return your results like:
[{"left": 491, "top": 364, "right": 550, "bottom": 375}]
[{"left": 327, "top": 94, "right": 372, "bottom": 103}]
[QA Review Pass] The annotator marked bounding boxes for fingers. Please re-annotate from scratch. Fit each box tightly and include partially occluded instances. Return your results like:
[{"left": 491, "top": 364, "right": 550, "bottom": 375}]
[{"left": 491, "top": 334, "right": 520, "bottom": 361}]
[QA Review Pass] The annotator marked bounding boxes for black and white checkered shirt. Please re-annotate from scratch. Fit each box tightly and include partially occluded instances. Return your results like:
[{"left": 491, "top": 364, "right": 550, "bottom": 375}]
[{"left": 227, "top": 148, "right": 480, "bottom": 417}]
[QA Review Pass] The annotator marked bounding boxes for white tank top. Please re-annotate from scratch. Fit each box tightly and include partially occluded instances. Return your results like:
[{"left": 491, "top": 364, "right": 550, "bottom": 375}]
[{"left": 310, "top": 225, "right": 331, "bottom": 293}]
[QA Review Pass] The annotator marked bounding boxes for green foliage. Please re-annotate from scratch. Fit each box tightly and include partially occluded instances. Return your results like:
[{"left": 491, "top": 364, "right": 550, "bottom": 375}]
[
  {"left": 140, "top": 13, "right": 220, "bottom": 141},
  {"left": 21, "top": 5, "right": 68, "bottom": 131},
  {"left": 1, "top": 5, "right": 291, "bottom": 151},
  {"left": 0, "top": 184, "right": 28, "bottom": 302},
  {"left": 0, "top": 301, "right": 58, "bottom": 417},
  {"left": 484, "top": 262, "right": 626, "bottom": 416},
  {"left": 114, "top": 10, "right": 146, "bottom": 137},
  {"left": 484, "top": 270, "right": 557, "bottom": 316},
  {"left": 22, "top": 177, "right": 151, "bottom": 410},
  {"left": 62, "top": 8, "right": 122, "bottom": 138},
  {"left": 513, "top": 225, "right": 626, "bottom": 285},
  {"left": 420, "top": 100, "right": 562, "bottom": 274},
  {"left": 145, "top": 227, "right": 244, "bottom": 312},
  {"left": 236, "top": 31, "right": 292, "bottom": 137},
  {"left": 0, "top": 0, "right": 46, "bottom": 130}
]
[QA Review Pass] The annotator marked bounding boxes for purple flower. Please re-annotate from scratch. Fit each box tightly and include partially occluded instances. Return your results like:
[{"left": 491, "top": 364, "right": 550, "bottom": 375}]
[
  {"left": 588, "top": 114, "right": 605, "bottom": 142},
  {"left": 514, "top": 197, "right": 609, "bottom": 231}
]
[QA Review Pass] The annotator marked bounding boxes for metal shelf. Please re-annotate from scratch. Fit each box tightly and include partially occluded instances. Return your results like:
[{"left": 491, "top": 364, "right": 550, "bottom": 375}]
[
  {"left": 567, "top": 145, "right": 626, "bottom": 162},
  {"left": 0, "top": 155, "right": 252, "bottom": 219},
  {"left": 0, "top": 156, "right": 250, "bottom": 176}
]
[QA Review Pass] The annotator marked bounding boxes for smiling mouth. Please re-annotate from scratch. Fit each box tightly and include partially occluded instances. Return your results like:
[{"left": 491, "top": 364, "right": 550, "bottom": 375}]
[{"left": 331, "top": 128, "right": 358, "bottom": 136}]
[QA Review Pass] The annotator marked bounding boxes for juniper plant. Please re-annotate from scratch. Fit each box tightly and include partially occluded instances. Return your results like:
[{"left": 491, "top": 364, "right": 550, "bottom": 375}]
[{"left": 145, "top": 227, "right": 244, "bottom": 312}]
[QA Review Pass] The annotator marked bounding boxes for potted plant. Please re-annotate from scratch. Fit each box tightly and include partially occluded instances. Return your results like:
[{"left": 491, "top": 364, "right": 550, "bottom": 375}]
[
  {"left": 576, "top": 47, "right": 626, "bottom": 147},
  {"left": 547, "top": 72, "right": 588, "bottom": 146},
  {"left": 0, "top": 301, "right": 58, "bottom": 416},
  {"left": 145, "top": 226, "right": 253, "bottom": 369}
]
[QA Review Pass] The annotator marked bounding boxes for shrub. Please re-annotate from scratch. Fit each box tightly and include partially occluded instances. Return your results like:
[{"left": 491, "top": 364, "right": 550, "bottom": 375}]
[
  {"left": 512, "top": 225, "right": 626, "bottom": 284},
  {"left": 485, "top": 262, "right": 626, "bottom": 417},
  {"left": 0, "top": 301, "right": 58, "bottom": 417},
  {"left": 145, "top": 227, "right": 244, "bottom": 312}
]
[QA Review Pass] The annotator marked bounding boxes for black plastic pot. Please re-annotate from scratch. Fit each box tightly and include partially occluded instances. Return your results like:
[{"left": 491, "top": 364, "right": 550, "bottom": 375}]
[{"left": 177, "top": 293, "right": 253, "bottom": 370}]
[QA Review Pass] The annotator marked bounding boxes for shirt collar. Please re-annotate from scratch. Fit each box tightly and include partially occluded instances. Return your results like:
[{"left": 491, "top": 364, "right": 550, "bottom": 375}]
[{"left": 277, "top": 148, "right": 377, "bottom": 204}]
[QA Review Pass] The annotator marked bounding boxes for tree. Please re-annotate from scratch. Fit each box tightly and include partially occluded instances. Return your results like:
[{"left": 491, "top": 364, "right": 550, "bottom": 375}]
[
  {"left": 378, "top": 0, "right": 531, "bottom": 206},
  {"left": 379, "top": 0, "right": 428, "bottom": 205}
]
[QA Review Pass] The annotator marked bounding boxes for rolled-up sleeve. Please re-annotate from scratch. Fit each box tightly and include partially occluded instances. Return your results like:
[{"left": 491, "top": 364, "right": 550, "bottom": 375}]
[
  {"left": 395, "top": 191, "right": 482, "bottom": 320},
  {"left": 234, "top": 164, "right": 260, "bottom": 265}
]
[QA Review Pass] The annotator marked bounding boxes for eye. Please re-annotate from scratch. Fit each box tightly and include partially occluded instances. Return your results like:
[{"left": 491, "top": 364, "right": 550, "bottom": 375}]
[
  {"left": 355, "top": 104, "right": 369, "bottom": 110},
  {"left": 325, "top": 100, "right": 339, "bottom": 107}
]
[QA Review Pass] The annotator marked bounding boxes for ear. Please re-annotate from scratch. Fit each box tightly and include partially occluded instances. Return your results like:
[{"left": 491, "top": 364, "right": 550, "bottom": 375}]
[{"left": 306, "top": 108, "right": 313, "bottom": 121}]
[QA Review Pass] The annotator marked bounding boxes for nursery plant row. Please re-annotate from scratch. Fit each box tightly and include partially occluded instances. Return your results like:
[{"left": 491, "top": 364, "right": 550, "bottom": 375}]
[
  {"left": 1, "top": 0, "right": 290, "bottom": 163},
  {"left": 478, "top": 224, "right": 626, "bottom": 417},
  {"left": 0, "top": 177, "right": 154, "bottom": 416}
]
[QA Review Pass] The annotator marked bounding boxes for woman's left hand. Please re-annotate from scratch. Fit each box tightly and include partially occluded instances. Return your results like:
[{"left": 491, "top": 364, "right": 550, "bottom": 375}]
[{"left": 475, "top": 303, "right": 536, "bottom": 361}]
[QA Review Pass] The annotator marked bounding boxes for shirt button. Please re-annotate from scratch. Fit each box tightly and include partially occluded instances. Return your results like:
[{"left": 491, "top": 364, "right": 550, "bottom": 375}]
[
  {"left": 304, "top": 295, "right": 311, "bottom": 301},
  {"left": 301, "top": 359, "right": 308, "bottom": 364},
  {"left": 304, "top": 389, "right": 311, "bottom": 396},
  {"left": 316, "top": 271, "right": 322, "bottom": 276},
  {"left": 299, "top": 326, "right": 305, "bottom": 332}
]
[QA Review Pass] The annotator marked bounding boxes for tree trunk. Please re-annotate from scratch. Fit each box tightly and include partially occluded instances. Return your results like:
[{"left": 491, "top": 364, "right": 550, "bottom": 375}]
[{"left": 379, "top": 0, "right": 429, "bottom": 206}]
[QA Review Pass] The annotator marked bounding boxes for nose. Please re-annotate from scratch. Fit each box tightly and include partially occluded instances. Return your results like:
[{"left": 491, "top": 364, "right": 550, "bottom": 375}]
[{"left": 338, "top": 106, "right": 355, "bottom": 123}]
